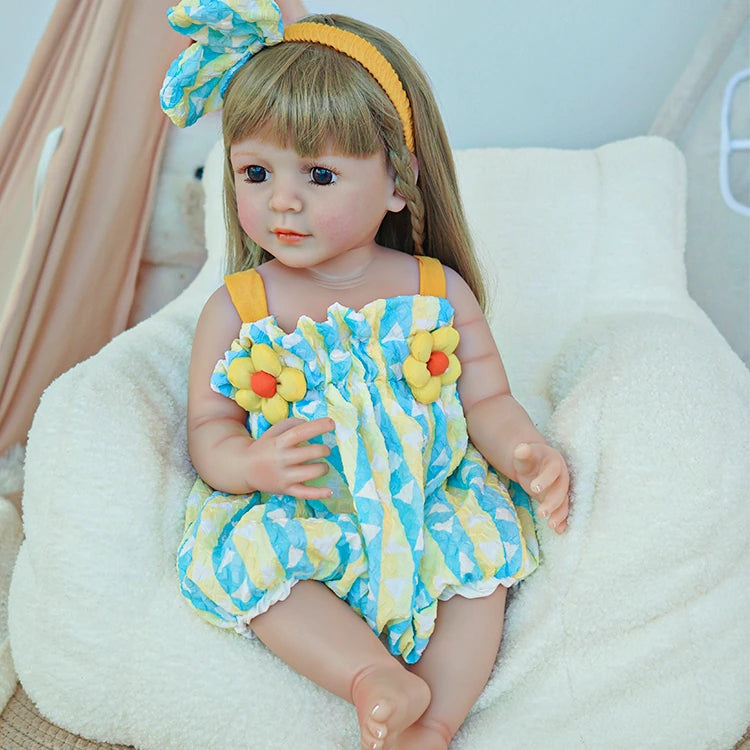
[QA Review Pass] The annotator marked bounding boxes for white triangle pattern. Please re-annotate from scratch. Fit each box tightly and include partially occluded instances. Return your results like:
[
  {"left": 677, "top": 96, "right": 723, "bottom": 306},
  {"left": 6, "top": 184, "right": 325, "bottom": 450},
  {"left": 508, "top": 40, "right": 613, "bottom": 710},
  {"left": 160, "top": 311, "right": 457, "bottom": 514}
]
[
  {"left": 360, "top": 523, "right": 381, "bottom": 543},
  {"left": 287, "top": 547, "right": 304, "bottom": 568}
]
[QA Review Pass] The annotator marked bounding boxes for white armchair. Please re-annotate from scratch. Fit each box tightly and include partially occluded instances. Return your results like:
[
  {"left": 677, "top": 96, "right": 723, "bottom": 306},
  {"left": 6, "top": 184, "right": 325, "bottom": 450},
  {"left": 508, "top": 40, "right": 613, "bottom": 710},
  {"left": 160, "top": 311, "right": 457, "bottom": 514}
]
[{"left": 9, "top": 136, "right": 750, "bottom": 749}]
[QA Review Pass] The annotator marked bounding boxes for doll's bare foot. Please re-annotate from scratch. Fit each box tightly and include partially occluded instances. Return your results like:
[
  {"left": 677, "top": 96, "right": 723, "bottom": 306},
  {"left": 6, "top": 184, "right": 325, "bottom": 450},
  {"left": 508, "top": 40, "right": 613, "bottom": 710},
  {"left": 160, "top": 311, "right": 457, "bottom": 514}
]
[
  {"left": 394, "top": 718, "right": 452, "bottom": 750},
  {"left": 352, "top": 664, "right": 430, "bottom": 750}
]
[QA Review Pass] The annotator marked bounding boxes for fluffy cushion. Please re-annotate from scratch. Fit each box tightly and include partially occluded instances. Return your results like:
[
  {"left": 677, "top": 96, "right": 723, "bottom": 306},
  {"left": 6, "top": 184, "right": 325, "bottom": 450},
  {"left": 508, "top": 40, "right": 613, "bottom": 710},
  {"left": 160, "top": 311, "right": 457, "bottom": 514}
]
[
  {"left": 0, "top": 495, "right": 22, "bottom": 713},
  {"left": 9, "top": 136, "right": 750, "bottom": 749}
]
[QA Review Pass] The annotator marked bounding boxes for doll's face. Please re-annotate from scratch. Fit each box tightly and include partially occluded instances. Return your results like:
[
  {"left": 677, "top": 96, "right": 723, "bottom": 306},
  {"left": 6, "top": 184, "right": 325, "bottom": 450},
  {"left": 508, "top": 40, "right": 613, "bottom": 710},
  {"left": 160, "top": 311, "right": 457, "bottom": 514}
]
[{"left": 229, "top": 135, "right": 406, "bottom": 273}]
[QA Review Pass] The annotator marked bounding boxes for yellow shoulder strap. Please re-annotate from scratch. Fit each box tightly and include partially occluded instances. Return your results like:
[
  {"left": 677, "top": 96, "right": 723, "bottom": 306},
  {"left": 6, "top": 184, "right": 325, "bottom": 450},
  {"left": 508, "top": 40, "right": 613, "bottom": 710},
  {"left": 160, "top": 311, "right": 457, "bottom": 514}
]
[
  {"left": 416, "top": 255, "right": 447, "bottom": 298},
  {"left": 224, "top": 269, "right": 269, "bottom": 323}
]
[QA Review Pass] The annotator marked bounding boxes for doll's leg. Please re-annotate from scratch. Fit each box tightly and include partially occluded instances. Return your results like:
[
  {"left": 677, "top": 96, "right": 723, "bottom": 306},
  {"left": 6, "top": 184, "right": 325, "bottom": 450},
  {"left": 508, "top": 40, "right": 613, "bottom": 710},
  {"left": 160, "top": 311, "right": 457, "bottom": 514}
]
[
  {"left": 250, "top": 580, "right": 431, "bottom": 750},
  {"left": 396, "top": 587, "right": 508, "bottom": 750}
]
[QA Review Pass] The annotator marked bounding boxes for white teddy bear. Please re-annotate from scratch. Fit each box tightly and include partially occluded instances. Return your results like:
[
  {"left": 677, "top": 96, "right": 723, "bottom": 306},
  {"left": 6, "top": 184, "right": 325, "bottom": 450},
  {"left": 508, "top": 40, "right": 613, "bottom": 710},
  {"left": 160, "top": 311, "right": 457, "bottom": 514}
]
[{"left": 129, "top": 111, "right": 222, "bottom": 326}]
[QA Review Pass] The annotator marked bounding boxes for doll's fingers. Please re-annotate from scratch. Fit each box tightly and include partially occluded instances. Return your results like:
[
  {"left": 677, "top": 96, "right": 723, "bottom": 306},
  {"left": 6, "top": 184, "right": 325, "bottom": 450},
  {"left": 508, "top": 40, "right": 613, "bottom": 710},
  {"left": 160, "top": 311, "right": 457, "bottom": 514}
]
[
  {"left": 290, "top": 442, "right": 331, "bottom": 464},
  {"left": 286, "top": 460, "right": 330, "bottom": 487},
  {"left": 549, "top": 513, "right": 569, "bottom": 534},
  {"left": 536, "top": 479, "right": 568, "bottom": 519},
  {"left": 286, "top": 482, "right": 334, "bottom": 501},
  {"left": 513, "top": 442, "right": 532, "bottom": 461},
  {"left": 529, "top": 462, "right": 562, "bottom": 497},
  {"left": 549, "top": 495, "right": 570, "bottom": 528},
  {"left": 262, "top": 417, "right": 307, "bottom": 439},
  {"left": 547, "top": 497, "right": 570, "bottom": 530},
  {"left": 285, "top": 417, "right": 335, "bottom": 446},
  {"left": 512, "top": 443, "right": 538, "bottom": 478},
  {"left": 539, "top": 505, "right": 567, "bottom": 532}
]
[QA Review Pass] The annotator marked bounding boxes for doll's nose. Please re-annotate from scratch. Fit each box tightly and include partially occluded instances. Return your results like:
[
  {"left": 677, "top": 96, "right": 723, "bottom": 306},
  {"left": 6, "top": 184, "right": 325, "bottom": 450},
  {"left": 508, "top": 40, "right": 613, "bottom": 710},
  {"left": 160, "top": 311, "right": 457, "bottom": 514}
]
[{"left": 268, "top": 179, "right": 302, "bottom": 213}]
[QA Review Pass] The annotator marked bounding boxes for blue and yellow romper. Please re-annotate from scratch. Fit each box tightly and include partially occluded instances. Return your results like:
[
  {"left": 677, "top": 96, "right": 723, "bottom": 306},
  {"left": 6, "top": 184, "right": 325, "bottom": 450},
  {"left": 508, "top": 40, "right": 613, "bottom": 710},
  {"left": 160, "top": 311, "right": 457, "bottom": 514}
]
[{"left": 178, "top": 256, "right": 538, "bottom": 663}]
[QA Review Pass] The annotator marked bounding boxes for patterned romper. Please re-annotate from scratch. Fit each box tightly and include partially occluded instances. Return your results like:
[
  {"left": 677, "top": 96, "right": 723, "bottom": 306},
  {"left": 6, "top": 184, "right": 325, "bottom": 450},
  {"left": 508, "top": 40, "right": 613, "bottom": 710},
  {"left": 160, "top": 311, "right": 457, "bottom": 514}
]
[{"left": 178, "top": 256, "right": 539, "bottom": 663}]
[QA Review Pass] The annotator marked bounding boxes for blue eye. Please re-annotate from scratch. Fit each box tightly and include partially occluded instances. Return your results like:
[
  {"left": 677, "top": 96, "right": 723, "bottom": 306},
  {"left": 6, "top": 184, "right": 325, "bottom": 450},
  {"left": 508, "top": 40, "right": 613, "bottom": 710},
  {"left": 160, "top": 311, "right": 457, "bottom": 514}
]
[
  {"left": 245, "top": 165, "right": 268, "bottom": 183},
  {"left": 310, "top": 167, "right": 336, "bottom": 185}
]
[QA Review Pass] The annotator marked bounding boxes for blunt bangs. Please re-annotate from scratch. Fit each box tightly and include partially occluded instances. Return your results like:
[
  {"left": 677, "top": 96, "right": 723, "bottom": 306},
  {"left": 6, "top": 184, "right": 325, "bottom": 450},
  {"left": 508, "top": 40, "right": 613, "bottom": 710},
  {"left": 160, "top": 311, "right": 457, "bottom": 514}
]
[{"left": 223, "top": 42, "right": 391, "bottom": 157}]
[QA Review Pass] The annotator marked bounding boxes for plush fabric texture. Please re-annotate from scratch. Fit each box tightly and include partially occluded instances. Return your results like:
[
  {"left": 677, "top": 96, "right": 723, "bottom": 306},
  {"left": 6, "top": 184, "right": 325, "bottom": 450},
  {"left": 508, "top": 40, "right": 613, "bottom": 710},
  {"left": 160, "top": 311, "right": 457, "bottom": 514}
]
[
  {"left": 8, "top": 136, "right": 750, "bottom": 749},
  {"left": 0, "top": 497, "right": 22, "bottom": 715},
  {"left": 0, "top": 444, "right": 24, "bottom": 714}
]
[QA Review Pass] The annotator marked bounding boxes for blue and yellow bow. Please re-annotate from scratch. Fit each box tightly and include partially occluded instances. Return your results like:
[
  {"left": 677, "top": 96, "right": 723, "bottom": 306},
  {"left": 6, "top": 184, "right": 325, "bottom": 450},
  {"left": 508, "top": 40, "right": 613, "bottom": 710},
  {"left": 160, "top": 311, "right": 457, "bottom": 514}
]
[{"left": 160, "top": 0, "right": 283, "bottom": 128}]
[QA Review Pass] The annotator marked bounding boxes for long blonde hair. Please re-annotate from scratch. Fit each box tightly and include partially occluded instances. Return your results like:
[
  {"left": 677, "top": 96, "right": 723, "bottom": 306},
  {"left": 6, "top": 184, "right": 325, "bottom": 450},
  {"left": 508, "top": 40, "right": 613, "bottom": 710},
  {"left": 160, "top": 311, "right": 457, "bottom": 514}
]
[{"left": 222, "top": 14, "right": 485, "bottom": 309}]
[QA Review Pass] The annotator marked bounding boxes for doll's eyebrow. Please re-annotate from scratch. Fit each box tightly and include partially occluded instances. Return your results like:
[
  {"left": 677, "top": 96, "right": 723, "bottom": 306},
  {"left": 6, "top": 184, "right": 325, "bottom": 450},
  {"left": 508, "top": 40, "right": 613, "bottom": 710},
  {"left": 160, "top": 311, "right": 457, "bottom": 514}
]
[
  {"left": 230, "top": 150, "right": 260, "bottom": 160},
  {"left": 229, "top": 153, "right": 269, "bottom": 170}
]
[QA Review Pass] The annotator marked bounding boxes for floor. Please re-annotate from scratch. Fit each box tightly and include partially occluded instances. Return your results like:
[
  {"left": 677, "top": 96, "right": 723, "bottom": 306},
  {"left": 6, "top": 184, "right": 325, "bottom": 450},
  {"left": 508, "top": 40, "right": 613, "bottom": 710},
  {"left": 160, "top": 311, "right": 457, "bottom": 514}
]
[{"left": 0, "top": 686, "right": 133, "bottom": 750}]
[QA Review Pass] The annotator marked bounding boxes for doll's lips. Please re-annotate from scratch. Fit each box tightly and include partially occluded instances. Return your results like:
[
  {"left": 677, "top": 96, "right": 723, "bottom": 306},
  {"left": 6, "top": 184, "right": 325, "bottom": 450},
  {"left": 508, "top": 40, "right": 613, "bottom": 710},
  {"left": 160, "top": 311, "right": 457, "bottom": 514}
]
[{"left": 273, "top": 229, "right": 309, "bottom": 244}]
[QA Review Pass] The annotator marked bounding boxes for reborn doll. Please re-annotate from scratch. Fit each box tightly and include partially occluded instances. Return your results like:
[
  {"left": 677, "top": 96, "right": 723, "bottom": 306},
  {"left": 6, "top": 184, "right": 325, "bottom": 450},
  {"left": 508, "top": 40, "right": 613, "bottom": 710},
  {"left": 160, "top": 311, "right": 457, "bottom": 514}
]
[{"left": 160, "top": 2, "right": 570, "bottom": 748}]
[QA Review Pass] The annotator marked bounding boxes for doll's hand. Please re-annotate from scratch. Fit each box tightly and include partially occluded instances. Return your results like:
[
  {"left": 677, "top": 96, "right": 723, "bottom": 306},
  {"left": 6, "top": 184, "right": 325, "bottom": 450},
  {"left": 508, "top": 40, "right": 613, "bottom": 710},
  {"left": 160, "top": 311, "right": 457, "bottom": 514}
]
[
  {"left": 276, "top": 0, "right": 308, "bottom": 24},
  {"left": 245, "top": 417, "right": 334, "bottom": 500},
  {"left": 513, "top": 442, "right": 570, "bottom": 534}
]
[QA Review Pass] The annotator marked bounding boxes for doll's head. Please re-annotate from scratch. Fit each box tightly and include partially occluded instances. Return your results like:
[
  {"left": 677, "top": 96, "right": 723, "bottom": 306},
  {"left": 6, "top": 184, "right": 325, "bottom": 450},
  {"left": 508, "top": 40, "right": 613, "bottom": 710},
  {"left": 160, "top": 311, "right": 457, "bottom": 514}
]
[
  {"left": 161, "top": 4, "right": 485, "bottom": 307},
  {"left": 221, "top": 14, "right": 486, "bottom": 308}
]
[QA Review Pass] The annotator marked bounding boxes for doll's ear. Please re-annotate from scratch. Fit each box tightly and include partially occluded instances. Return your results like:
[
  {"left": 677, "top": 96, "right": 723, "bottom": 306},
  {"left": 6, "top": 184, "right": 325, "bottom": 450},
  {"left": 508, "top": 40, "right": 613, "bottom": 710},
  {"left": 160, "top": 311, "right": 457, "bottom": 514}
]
[{"left": 387, "top": 152, "right": 419, "bottom": 213}]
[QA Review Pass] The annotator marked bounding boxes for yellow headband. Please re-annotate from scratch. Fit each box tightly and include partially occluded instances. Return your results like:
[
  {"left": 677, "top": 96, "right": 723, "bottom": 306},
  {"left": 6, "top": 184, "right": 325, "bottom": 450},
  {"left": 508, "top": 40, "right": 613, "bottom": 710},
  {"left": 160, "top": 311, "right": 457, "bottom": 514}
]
[{"left": 284, "top": 22, "right": 415, "bottom": 153}]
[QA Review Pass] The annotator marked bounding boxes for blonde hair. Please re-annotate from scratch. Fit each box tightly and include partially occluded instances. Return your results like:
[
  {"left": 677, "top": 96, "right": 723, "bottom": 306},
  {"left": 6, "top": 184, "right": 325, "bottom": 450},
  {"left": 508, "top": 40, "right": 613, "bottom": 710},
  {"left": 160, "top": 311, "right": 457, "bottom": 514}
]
[{"left": 222, "top": 14, "right": 486, "bottom": 309}]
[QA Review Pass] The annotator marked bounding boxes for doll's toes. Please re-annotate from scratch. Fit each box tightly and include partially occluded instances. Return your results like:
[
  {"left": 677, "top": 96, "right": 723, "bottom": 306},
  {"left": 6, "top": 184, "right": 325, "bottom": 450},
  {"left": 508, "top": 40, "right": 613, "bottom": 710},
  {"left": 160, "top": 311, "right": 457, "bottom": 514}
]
[{"left": 353, "top": 666, "right": 430, "bottom": 750}]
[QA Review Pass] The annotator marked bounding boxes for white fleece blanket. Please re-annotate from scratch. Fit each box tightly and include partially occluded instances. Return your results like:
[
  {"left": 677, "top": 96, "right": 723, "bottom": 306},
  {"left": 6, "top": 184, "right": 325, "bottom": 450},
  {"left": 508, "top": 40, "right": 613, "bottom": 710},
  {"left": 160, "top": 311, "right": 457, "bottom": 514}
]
[
  {"left": 0, "top": 495, "right": 22, "bottom": 714},
  {"left": 8, "top": 137, "right": 750, "bottom": 749}
]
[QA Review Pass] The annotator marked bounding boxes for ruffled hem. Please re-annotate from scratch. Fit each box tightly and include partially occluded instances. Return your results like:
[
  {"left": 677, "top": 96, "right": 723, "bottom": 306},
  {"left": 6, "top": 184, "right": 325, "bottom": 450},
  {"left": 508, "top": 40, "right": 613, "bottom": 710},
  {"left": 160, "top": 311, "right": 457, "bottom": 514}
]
[
  {"left": 232, "top": 578, "right": 298, "bottom": 638},
  {"left": 437, "top": 574, "right": 527, "bottom": 603}
]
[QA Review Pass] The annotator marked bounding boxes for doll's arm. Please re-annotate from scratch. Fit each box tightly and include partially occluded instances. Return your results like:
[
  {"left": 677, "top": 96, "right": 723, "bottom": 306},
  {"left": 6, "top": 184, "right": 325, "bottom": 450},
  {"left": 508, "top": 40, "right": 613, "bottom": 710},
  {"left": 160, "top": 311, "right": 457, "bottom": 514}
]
[
  {"left": 188, "top": 286, "right": 333, "bottom": 498},
  {"left": 446, "top": 269, "right": 570, "bottom": 533},
  {"left": 277, "top": 0, "right": 308, "bottom": 24}
]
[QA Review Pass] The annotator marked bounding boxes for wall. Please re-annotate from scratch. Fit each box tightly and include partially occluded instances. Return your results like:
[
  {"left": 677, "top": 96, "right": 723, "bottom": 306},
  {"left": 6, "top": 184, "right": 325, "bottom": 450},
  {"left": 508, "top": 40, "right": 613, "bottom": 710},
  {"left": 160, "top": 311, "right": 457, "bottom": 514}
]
[
  {"left": 304, "top": 0, "right": 722, "bottom": 148},
  {"left": 3, "top": 0, "right": 744, "bottom": 364},
  {"left": 1, "top": 0, "right": 723, "bottom": 149},
  {"left": 0, "top": 0, "right": 58, "bottom": 128}
]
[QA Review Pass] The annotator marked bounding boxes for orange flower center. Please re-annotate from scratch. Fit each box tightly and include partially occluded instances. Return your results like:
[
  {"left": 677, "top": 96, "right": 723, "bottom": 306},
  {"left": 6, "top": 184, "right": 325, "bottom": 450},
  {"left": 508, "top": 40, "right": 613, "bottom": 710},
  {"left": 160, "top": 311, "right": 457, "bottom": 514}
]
[
  {"left": 251, "top": 370, "right": 278, "bottom": 398},
  {"left": 426, "top": 350, "right": 450, "bottom": 376}
]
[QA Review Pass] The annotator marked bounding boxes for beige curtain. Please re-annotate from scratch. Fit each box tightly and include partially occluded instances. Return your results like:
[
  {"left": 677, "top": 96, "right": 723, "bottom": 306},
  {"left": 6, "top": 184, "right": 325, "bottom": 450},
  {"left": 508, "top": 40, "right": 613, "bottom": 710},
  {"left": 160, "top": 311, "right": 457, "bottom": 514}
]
[{"left": 0, "top": 0, "right": 185, "bottom": 456}]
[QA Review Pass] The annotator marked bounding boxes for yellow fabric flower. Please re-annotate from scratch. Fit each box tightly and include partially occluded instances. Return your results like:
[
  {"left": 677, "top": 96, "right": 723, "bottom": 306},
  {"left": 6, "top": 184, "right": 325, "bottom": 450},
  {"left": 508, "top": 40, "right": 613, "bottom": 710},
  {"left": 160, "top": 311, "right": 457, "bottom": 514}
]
[
  {"left": 226, "top": 343, "right": 307, "bottom": 424},
  {"left": 403, "top": 326, "right": 461, "bottom": 404}
]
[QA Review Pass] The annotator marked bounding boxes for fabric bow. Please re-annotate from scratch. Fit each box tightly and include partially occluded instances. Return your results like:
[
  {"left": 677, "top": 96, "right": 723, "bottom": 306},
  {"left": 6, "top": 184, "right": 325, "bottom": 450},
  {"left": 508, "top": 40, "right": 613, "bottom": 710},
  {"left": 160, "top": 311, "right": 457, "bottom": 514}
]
[{"left": 160, "top": 0, "right": 284, "bottom": 128}]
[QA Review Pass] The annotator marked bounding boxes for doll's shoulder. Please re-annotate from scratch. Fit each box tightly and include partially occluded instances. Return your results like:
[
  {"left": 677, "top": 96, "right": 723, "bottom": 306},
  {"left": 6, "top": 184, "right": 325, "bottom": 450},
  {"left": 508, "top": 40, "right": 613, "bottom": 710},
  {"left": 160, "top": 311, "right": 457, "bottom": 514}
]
[
  {"left": 443, "top": 265, "right": 483, "bottom": 324},
  {"left": 195, "top": 284, "right": 242, "bottom": 338}
]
